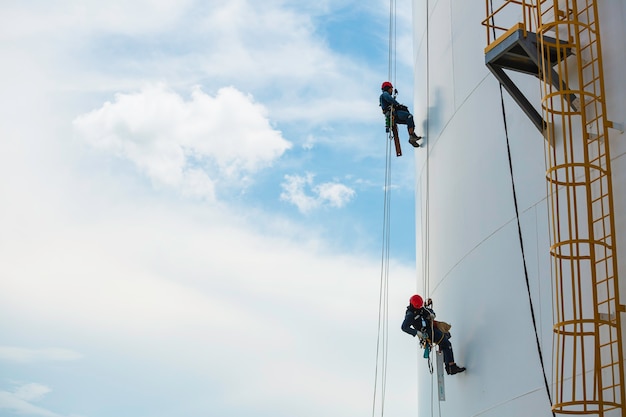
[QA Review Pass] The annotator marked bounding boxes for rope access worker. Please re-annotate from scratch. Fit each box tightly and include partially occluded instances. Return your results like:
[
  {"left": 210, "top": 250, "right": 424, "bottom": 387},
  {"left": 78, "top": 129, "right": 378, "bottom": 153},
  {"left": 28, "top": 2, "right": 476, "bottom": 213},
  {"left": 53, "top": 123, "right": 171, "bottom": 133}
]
[
  {"left": 401, "top": 294, "right": 466, "bottom": 375},
  {"left": 379, "top": 81, "right": 422, "bottom": 148}
]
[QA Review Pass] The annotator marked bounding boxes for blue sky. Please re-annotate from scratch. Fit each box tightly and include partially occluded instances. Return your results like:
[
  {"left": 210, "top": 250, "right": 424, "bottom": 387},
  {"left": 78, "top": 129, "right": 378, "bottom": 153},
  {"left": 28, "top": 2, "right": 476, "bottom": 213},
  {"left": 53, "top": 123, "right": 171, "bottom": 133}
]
[{"left": 0, "top": 1, "right": 422, "bottom": 416}]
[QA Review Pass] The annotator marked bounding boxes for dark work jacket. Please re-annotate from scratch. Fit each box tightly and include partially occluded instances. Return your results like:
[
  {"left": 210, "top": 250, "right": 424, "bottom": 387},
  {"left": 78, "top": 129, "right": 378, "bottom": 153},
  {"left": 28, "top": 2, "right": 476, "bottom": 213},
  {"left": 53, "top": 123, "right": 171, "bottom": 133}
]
[
  {"left": 401, "top": 305, "right": 436, "bottom": 339},
  {"left": 379, "top": 90, "right": 403, "bottom": 113}
]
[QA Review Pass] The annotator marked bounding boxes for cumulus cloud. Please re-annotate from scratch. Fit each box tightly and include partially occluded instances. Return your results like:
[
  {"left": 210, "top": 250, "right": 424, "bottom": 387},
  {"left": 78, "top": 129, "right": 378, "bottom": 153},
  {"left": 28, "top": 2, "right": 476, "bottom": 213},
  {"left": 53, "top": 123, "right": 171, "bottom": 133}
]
[
  {"left": 0, "top": 1, "right": 418, "bottom": 416},
  {"left": 73, "top": 84, "right": 292, "bottom": 200},
  {"left": 280, "top": 173, "right": 355, "bottom": 213},
  {"left": 0, "top": 383, "right": 63, "bottom": 417},
  {"left": 0, "top": 347, "right": 82, "bottom": 363},
  {"left": 2, "top": 1, "right": 391, "bottom": 129}
]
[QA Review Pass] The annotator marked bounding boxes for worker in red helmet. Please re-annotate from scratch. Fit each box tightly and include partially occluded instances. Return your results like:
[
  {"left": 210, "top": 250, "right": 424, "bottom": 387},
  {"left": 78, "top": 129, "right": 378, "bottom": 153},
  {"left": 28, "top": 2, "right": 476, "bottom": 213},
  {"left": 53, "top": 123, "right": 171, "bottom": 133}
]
[
  {"left": 379, "top": 81, "right": 422, "bottom": 148},
  {"left": 401, "top": 294, "right": 466, "bottom": 375}
]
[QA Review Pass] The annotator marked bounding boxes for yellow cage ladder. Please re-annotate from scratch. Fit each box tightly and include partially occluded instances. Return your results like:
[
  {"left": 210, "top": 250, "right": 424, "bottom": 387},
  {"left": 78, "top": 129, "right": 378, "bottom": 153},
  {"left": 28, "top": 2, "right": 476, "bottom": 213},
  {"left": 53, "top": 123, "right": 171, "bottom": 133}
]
[{"left": 483, "top": 1, "right": 625, "bottom": 415}]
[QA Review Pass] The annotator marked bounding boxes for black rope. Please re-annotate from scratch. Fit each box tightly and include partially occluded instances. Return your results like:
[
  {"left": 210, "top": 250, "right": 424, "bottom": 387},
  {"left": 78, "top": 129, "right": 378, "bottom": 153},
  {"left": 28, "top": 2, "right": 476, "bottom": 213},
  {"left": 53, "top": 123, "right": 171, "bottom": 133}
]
[
  {"left": 489, "top": 3, "right": 555, "bottom": 416},
  {"left": 499, "top": 84, "right": 556, "bottom": 417}
]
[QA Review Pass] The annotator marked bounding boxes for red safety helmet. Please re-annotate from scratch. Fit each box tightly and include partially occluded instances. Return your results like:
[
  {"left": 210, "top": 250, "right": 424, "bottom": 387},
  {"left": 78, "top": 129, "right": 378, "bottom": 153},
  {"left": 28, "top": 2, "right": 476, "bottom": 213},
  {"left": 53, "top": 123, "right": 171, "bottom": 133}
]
[
  {"left": 410, "top": 294, "right": 424, "bottom": 309},
  {"left": 381, "top": 81, "right": 393, "bottom": 91}
]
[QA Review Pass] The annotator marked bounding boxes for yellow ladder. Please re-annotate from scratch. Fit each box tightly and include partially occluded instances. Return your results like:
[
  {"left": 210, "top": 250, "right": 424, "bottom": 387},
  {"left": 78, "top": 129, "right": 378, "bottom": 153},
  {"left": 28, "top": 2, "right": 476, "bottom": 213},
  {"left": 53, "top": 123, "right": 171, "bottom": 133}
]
[
  {"left": 539, "top": 1, "right": 625, "bottom": 414},
  {"left": 484, "top": 1, "right": 625, "bottom": 415}
]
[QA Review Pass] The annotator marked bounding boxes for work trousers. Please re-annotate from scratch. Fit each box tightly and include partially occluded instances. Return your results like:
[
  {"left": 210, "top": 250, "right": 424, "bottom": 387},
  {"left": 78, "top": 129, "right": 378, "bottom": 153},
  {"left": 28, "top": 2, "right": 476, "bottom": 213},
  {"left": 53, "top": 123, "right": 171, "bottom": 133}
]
[
  {"left": 393, "top": 109, "right": 415, "bottom": 130},
  {"left": 430, "top": 326, "right": 455, "bottom": 364}
]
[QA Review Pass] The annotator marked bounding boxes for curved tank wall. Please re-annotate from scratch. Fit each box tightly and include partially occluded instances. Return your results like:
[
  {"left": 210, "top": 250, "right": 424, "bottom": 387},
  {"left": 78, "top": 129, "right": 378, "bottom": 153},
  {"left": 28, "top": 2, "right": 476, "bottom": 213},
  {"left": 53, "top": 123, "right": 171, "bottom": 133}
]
[{"left": 411, "top": 0, "right": 626, "bottom": 416}]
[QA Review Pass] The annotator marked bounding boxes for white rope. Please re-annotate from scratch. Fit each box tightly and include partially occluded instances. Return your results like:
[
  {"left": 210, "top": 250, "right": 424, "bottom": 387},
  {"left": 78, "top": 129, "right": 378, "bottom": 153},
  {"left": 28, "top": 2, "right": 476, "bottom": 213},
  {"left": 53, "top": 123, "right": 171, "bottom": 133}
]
[
  {"left": 418, "top": 1, "right": 439, "bottom": 416},
  {"left": 371, "top": 2, "right": 397, "bottom": 417}
]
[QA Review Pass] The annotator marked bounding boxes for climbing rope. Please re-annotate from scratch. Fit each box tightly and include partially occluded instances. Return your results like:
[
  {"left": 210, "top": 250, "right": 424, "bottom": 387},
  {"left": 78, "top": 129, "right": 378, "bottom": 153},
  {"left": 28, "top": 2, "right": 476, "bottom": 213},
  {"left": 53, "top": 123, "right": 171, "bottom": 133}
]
[
  {"left": 387, "top": 0, "right": 397, "bottom": 86},
  {"left": 418, "top": 1, "right": 439, "bottom": 416},
  {"left": 421, "top": 0, "right": 431, "bottom": 316},
  {"left": 498, "top": 82, "right": 556, "bottom": 417},
  {"left": 371, "top": 2, "right": 397, "bottom": 417},
  {"left": 371, "top": 138, "right": 393, "bottom": 417},
  {"left": 488, "top": 2, "right": 555, "bottom": 416}
]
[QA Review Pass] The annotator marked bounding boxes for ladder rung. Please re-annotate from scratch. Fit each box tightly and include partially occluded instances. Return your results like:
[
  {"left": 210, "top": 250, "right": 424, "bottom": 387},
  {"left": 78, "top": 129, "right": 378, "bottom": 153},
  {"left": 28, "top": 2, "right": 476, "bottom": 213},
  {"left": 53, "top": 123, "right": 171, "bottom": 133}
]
[
  {"left": 591, "top": 214, "right": 609, "bottom": 223},
  {"left": 589, "top": 176, "right": 606, "bottom": 186},
  {"left": 583, "top": 77, "right": 600, "bottom": 88},
  {"left": 596, "top": 255, "right": 610, "bottom": 263}
]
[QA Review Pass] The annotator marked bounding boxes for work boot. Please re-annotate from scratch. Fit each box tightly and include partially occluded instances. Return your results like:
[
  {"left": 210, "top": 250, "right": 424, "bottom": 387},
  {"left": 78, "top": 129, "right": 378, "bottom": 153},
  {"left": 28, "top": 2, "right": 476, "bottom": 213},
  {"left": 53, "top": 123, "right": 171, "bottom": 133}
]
[
  {"left": 446, "top": 363, "right": 466, "bottom": 375},
  {"left": 409, "top": 137, "right": 420, "bottom": 148},
  {"left": 409, "top": 134, "right": 422, "bottom": 148}
]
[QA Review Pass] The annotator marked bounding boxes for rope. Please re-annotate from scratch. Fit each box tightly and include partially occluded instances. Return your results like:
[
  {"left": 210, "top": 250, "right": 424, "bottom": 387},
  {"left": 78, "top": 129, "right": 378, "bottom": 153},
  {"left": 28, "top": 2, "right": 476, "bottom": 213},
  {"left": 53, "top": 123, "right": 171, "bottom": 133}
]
[
  {"left": 419, "top": 1, "right": 438, "bottom": 416},
  {"left": 371, "top": 125, "right": 393, "bottom": 417},
  {"left": 488, "top": 3, "right": 555, "bottom": 415},
  {"left": 422, "top": 0, "right": 431, "bottom": 311},
  {"left": 371, "top": 2, "right": 397, "bottom": 417},
  {"left": 498, "top": 82, "right": 556, "bottom": 417},
  {"left": 387, "top": 0, "right": 397, "bottom": 86}
]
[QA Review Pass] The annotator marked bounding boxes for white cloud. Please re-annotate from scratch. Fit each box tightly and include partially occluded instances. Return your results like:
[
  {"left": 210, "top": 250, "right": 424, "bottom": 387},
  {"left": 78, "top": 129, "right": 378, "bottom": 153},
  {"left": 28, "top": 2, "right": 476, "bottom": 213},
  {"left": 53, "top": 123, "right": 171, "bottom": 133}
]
[
  {"left": 0, "top": 0, "right": 193, "bottom": 40},
  {"left": 73, "top": 84, "right": 292, "bottom": 200},
  {"left": 0, "top": 347, "right": 82, "bottom": 363},
  {"left": 280, "top": 173, "right": 356, "bottom": 213},
  {"left": 2, "top": 1, "right": 395, "bottom": 130},
  {"left": 316, "top": 182, "right": 357, "bottom": 208},
  {"left": 0, "top": 185, "right": 417, "bottom": 417},
  {"left": 280, "top": 173, "right": 319, "bottom": 213},
  {"left": 13, "top": 383, "right": 51, "bottom": 402},
  {"left": 0, "top": 383, "right": 63, "bottom": 417},
  {"left": 0, "top": 1, "right": 419, "bottom": 416}
]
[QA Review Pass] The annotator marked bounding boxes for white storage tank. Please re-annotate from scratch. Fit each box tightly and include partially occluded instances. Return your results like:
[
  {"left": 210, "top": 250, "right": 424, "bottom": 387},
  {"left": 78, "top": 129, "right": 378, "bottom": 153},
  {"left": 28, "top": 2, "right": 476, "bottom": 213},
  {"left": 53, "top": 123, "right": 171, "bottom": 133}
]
[{"left": 411, "top": 1, "right": 626, "bottom": 416}]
